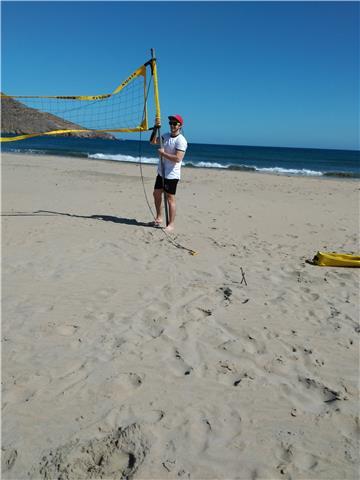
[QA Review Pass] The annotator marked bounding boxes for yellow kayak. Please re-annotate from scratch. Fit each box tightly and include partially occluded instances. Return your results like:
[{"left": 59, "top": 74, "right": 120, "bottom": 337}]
[{"left": 312, "top": 251, "right": 360, "bottom": 267}]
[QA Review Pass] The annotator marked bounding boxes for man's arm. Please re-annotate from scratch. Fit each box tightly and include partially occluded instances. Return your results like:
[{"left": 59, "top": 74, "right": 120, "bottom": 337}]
[{"left": 158, "top": 148, "right": 185, "bottom": 163}]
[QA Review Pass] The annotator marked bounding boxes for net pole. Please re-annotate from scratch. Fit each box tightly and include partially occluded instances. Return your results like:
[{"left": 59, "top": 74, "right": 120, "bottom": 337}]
[{"left": 151, "top": 48, "right": 169, "bottom": 227}]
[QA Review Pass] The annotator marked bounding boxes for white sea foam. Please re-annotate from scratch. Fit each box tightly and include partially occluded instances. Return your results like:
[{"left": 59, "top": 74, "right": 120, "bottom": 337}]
[
  {"left": 87, "top": 153, "right": 324, "bottom": 177},
  {"left": 183, "top": 161, "right": 228, "bottom": 169},
  {"left": 5, "top": 148, "right": 48, "bottom": 155},
  {"left": 184, "top": 161, "right": 322, "bottom": 176},
  {"left": 88, "top": 153, "right": 158, "bottom": 164},
  {"left": 255, "top": 166, "right": 323, "bottom": 176}
]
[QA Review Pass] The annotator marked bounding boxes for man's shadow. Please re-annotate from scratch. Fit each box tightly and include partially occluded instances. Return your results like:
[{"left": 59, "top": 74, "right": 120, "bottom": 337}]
[{"left": 2, "top": 210, "right": 154, "bottom": 227}]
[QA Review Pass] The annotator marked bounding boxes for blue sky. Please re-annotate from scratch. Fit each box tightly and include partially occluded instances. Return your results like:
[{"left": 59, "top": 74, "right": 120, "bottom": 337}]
[{"left": 1, "top": 1, "right": 359, "bottom": 149}]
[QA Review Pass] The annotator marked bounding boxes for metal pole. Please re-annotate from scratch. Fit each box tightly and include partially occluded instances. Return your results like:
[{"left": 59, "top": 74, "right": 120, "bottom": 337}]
[{"left": 151, "top": 48, "right": 169, "bottom": 227}]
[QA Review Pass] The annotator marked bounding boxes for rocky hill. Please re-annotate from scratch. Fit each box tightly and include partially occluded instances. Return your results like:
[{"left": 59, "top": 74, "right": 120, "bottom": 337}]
[{"left": 1, "top": 94, "right": 116, "bottom": 140}]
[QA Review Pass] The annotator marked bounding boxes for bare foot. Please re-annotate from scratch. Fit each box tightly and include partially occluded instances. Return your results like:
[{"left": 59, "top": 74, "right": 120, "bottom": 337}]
[
  {"left": 149, "top": 218, "right": 162, "bottom": 227},
  {"left": 164, "top": 224, "right": 175, "bottom": 233}
]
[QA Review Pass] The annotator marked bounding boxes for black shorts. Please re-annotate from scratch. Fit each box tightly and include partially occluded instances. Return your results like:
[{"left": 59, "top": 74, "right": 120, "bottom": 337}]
[{"left": 154, "top": 174, "right": 179, "bottom": 195}]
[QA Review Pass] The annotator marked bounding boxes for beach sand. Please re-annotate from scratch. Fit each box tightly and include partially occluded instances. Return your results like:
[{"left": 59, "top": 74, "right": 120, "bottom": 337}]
[{"left": 2, "top": 152, "right": 359, "bottom": 479}]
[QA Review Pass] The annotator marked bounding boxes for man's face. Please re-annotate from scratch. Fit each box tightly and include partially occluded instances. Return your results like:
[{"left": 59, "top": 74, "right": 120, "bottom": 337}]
[{"left": 169, "top": 120, "right": 181, "bottom": 134}]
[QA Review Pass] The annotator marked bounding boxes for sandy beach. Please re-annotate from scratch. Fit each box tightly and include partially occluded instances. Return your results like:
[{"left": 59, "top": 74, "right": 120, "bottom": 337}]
[{"left": 1, "top": 152, "right": 359, "bottom": 479}]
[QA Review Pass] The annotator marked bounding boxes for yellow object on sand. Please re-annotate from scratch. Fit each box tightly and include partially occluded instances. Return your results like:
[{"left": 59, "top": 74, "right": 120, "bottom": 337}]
[{"left": 312, "top": 251, "right": 360, "bottom": 267}]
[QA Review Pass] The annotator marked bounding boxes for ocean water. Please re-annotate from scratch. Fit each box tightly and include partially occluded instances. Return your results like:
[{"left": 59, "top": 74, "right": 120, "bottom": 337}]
[{"left": 2, "top": 136, "right": 359, "bottom": 178}]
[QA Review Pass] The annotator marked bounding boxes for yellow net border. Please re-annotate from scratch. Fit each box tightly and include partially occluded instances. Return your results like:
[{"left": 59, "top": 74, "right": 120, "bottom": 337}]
[{"left": 1, "top": 61, "right": 159, "bottom": 142}]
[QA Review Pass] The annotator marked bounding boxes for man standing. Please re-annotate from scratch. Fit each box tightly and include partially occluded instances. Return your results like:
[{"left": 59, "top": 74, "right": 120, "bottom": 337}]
[{"left": 153, "top": 114, "right": 187, "bottom": 232}]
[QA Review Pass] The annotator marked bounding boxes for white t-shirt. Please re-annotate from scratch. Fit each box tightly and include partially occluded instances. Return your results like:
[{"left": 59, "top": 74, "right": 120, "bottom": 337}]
[{"left": 157, "top": 132, "right": 187, "bottom": 179}]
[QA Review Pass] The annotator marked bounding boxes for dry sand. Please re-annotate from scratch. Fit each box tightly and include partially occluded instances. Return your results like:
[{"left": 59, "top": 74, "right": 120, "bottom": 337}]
[{"left": 1, "top": 152, "right": 359, "bottom": 480}]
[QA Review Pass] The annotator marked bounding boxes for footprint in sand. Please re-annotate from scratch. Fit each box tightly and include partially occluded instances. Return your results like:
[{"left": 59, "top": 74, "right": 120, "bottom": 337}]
[
  {"left": 275, "top": 442, "right": 319, "bottom": 477},
  {"left": 1, "top": 447, "right": 18, "bottom": 473},
  {"left": 111, "top": 372, "right": 144, "bottom": 389},
  {"left": 292, "top": 376, "right": 345, "bottom": 413},
  {"left": 166, "top": 348, "right": 193, "bottom": 376},
  {"left": 140, "top": 409, "right": 165, "bottom": 425},
  {"left": 30, "top": 424, "right": 148, "bottom": 480},
  {"left": 140, "top": 317, "right": 165, "bottom": 339},
  {"left": 56, "top": 324, "right": 79, "bottom": 336},
  {"left": 214, "top": 360, "right": 256, "bottom": 387},
  {"left": 300, "top": 287, "right": 320, "bottom": 302}
]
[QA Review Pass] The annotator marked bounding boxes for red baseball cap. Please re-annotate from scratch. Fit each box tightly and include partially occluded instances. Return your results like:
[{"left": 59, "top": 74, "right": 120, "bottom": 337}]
[{"left": 168, "top": 114, "right": 184, "bottom": 125}]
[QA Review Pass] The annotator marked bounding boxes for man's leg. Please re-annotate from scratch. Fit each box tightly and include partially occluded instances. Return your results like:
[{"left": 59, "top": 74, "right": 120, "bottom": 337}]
[
  {"left": 165, "top": 193, "right": 176, "bottom": 232},
  {"left": 153, "top": 188, "right": 163, "bottom": 224}
]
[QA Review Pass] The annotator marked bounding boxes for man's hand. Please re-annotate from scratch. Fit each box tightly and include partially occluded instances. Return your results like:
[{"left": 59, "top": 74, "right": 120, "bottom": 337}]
[{"left": 158, "top": 149, "right": 184, "bottom": 163}]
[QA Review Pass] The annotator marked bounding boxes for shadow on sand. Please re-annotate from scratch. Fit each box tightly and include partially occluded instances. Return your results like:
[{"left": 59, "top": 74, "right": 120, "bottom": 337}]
[{"left": 2, "top": 210, "right": 154, "bottom": 227}]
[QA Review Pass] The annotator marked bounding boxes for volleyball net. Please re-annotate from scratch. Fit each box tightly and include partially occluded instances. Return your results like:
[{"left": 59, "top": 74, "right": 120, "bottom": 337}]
[{"left": 1, "top": 56, "right": 161, "bottom": 142}]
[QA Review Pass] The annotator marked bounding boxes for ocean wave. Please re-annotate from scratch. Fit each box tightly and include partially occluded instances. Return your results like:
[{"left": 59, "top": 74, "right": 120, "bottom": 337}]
[
  {"left": 254, "top": 166, "right": 323, "bottom": 176},
  {"left": 88, "top": 153, "right": 158, "bottom": 164},
  {"left": 184, "top": 162, "right": 322, "bottom": 176},
  {"left": 183, "top": 161, "right": 228, "bottom": 169},
  {"left": 2, "top": 147, "right": 89, "bottom": 158},
  {"left": 2, "top": 148, "right": 49, "bottom": 156}
]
